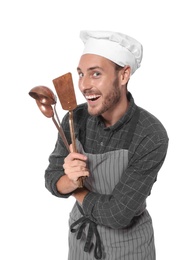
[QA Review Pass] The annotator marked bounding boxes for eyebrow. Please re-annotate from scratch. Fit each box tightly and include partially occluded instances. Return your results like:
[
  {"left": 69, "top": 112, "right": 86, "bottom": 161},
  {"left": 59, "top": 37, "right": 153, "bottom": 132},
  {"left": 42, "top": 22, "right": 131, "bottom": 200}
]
[{"left": 77, "top": 66, "right": 104, "bottom": 72}]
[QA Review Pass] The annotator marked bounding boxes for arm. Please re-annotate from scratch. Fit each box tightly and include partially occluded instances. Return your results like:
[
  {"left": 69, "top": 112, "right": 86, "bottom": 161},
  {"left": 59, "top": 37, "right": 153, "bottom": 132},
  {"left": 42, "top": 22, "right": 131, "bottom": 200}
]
[
  {"left": 56, "top": 148, "right": 89, "bottom": 194},
  {"left": 45, "top": 140, "right": 89, "bottom": 197},
  {"left": 77, "top": 135, "right": 168, "bottom": 229},
  {"left": 45, "top": 105, "right": 89, "bottom": 198}
]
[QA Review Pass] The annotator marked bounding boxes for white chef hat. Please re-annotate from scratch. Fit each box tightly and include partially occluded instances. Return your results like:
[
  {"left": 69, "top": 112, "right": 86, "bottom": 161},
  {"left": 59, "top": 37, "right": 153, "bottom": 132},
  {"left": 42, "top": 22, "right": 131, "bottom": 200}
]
[{"left": 80, "top": 30, "right": 143, "bottom": 75}]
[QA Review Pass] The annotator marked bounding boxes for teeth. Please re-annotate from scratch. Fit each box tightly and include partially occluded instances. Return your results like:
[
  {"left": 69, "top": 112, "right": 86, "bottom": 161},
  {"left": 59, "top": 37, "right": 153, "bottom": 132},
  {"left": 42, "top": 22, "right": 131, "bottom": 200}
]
[{"left": 85, "top": 95, "right": 100, "bottom": 100}]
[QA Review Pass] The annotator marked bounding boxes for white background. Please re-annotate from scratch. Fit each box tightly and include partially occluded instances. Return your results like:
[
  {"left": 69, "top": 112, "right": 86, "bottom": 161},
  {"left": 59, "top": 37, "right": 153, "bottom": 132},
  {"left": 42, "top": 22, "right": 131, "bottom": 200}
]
[{"left": 0, "top": 0, "right": 195, "bottom": 259}]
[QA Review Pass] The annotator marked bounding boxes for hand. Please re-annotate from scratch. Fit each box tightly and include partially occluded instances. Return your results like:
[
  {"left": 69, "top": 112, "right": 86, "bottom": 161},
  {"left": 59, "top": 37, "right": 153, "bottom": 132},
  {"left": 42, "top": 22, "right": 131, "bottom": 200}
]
[{"left": 63, "top": 144, "right": 89, "bottom": 188}]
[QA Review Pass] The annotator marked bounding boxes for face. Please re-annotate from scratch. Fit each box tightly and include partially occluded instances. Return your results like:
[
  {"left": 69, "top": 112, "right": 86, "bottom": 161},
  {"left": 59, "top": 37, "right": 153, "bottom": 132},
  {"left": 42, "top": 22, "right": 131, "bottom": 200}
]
[{"left": 77, "top": 54, "right": 123, "bottom": 117}]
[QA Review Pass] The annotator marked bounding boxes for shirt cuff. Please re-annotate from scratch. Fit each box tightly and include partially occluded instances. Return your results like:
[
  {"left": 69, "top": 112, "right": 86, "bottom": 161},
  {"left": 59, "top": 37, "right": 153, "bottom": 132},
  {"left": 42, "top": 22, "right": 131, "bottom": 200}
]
[
  {"left": 82, "top": 191, "right": 99, "bottom": 222},
  {"left": 50, "top": 172, "right": 73, "bottom": 198}
]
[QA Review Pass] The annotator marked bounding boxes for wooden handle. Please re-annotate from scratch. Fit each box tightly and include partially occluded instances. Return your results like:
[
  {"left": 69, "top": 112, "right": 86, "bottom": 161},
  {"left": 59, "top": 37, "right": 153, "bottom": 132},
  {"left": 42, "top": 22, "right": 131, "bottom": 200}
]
[
  {"left": 69, "top": 111, "right": 77, "bottom": 152},
  {"left": 69, "top": 111, "right": 84, "bottom": 188}
]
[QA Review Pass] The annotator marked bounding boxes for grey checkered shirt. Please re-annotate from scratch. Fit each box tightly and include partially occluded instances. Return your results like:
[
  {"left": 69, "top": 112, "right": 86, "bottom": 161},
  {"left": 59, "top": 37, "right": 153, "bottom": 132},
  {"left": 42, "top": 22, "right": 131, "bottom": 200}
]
[{"left": 45, "top": 92, "right": 169, "bottom": 229}]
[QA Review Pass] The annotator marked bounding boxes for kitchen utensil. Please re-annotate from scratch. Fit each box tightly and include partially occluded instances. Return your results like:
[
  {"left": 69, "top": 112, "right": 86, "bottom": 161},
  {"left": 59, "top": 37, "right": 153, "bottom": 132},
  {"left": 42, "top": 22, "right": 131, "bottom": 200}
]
[
  {"left": 53, "top": 73, "right": 77, "bottom": 151},
  {"left": 53, "top": 72, "right": 84, "bottom": 187},
  {"left": 29, "top": 86, "right": 70, "bottom": 153}
]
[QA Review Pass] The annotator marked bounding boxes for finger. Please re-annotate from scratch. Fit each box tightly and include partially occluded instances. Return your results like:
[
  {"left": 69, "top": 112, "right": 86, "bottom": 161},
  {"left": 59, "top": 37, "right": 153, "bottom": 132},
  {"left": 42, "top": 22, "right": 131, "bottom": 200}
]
[
  {"left": 69, "top": 144, "right": 74, "bottom": 153},
  {"left": 63, "top": 163, "right": 86, "bottom": 172},
  {"left": 66, "top": 169, "right": 89, "bottom": 182},
  {"left": 65, "top": 152, "right": 87, "bottom": 163}
]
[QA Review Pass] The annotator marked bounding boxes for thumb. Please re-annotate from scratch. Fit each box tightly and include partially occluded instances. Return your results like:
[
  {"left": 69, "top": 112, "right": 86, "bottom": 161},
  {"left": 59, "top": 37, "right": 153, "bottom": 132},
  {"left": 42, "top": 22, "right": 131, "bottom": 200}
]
[{"left": 69, "top": 144, "right": 74, "bottom": 153}]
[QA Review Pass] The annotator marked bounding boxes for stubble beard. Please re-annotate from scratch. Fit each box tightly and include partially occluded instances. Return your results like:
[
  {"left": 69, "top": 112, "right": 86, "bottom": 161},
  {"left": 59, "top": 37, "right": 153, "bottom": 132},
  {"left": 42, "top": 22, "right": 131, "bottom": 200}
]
[{"left": 88, "top": 77, "right": 121, "bottom": 116}]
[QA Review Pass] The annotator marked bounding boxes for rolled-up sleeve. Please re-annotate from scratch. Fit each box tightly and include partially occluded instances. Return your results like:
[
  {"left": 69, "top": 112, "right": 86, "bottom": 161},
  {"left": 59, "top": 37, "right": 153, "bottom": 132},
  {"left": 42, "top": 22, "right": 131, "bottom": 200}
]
[
  {"left": 44, "top": 114, "right": 72, "bottom": 198},
  {"left": 44, "top": 137, "right": 73, "bottom": 198}
]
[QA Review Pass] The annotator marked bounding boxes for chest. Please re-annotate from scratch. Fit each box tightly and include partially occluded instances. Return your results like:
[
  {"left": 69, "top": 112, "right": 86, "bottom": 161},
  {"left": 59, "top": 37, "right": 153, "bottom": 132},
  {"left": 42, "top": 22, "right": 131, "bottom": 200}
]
[{"left": 77, "top": 140, "right": 129, "bottom": 194}]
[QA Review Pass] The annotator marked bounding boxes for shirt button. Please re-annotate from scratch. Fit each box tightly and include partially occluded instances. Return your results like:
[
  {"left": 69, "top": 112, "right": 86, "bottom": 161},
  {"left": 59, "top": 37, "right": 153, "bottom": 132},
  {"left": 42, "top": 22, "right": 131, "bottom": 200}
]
[{"left": 100, "top": 142, "right": 104, "bottom": 146}]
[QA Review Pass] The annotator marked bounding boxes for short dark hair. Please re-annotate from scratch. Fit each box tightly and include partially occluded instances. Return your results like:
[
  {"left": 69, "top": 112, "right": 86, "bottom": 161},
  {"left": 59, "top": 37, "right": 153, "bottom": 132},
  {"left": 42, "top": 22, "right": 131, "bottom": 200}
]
[{"left": 114, "top": 63, "right": 124, "bottom": 71}]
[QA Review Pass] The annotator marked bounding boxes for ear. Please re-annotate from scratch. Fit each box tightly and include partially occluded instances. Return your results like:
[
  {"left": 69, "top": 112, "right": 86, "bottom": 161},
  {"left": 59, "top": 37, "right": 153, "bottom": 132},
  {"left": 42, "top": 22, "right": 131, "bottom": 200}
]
[{"left": 120, "top": 66, "right": 131, "bottom": 85}]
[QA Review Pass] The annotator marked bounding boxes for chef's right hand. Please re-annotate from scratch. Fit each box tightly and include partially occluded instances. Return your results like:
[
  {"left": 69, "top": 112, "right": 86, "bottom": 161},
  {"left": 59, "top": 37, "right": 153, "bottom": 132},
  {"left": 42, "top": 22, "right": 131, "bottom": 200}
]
[{"left": 63, "top": 144, "right": 89, "bottom": 187}]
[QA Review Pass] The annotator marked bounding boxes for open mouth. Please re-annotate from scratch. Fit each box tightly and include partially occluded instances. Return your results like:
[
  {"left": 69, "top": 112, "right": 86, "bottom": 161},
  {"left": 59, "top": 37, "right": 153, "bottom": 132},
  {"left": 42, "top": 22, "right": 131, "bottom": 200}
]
[{"left": 85, "top": 95, "right": 101, "bottom": 102}]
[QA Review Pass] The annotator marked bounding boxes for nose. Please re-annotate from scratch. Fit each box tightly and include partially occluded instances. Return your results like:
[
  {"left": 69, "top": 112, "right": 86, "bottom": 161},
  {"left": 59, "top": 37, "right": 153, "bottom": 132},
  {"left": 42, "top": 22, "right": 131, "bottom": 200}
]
[{"left": 79, "top": 75, "right": 92, "bottom": 92}]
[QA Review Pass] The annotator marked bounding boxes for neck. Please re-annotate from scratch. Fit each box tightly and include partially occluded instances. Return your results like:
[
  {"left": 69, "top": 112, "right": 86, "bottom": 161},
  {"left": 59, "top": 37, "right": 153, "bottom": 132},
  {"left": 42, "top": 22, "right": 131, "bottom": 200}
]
[{"left": 102, "top": 95, "right": 130, "bottom": 127}]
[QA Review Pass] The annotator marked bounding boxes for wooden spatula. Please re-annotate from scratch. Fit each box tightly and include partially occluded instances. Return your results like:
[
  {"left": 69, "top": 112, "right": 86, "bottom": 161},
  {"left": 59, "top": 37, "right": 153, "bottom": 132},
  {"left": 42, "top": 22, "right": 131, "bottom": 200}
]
[
  {"left": 53, "top": 72, "right": 77, "bottom": 151},
  {"left": 53, "top": 72, "right": 84, "bottom": 187}
]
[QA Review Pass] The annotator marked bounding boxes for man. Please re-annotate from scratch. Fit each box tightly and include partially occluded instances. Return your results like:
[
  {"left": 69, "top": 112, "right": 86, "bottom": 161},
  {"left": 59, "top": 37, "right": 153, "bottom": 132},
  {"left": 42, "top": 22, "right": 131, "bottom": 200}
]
[{"left": 45, "top": 30, "right": 169, "bottom": 260}]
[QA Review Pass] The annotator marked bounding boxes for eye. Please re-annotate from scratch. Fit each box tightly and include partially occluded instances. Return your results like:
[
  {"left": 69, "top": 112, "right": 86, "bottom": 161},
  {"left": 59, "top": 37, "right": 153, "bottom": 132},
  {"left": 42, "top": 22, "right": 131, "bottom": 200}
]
[
  {"left": 78, "top": 72, "right": 83, "bottom": 78},
  {"left": 92, "top": 71, "right": 101, "bottom": 77}
]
